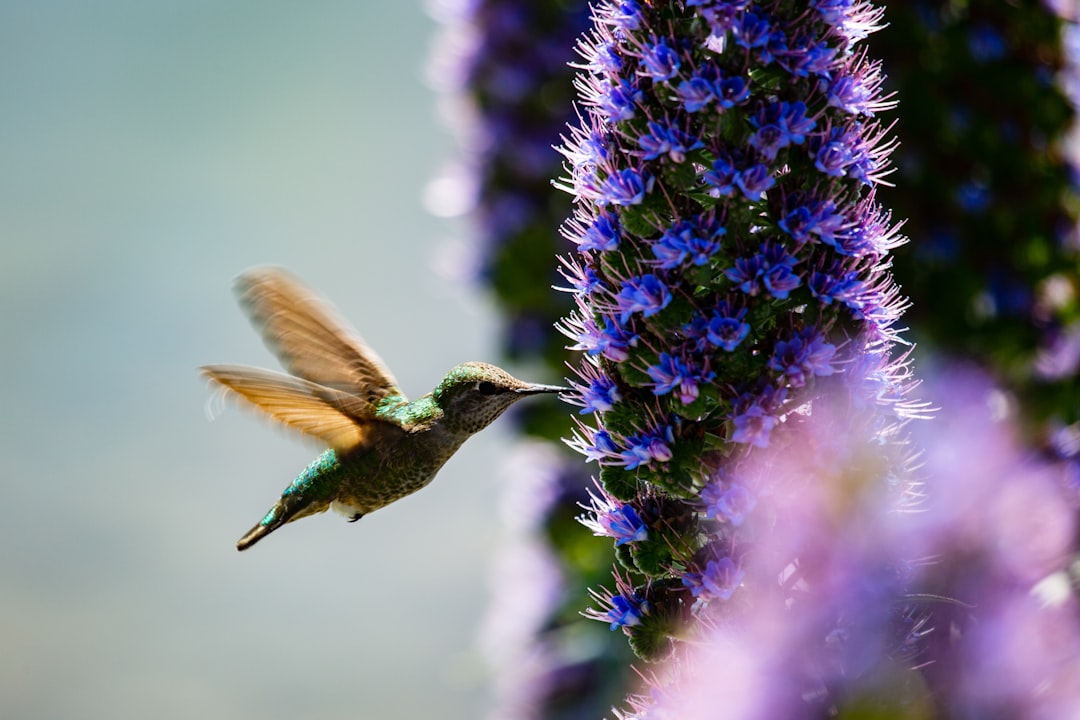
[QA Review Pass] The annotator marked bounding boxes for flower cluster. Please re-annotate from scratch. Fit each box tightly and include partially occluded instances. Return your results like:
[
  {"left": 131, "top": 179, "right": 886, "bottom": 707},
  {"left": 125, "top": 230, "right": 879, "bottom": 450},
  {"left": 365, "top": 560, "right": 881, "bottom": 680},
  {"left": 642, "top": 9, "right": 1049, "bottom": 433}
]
[{"left": 556, "top": 0, "right": 929, "bottom": 701}]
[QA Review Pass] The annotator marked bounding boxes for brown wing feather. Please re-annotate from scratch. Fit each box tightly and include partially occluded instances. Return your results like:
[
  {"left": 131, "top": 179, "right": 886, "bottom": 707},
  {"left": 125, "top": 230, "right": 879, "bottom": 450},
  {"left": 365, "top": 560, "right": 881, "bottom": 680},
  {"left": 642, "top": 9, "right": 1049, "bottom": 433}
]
[
  {"left": 234, "top": 267, "right": 402, "bottom": 402},
  {"left": 201, "top": 364, "right": 397, "bottom": 451}
]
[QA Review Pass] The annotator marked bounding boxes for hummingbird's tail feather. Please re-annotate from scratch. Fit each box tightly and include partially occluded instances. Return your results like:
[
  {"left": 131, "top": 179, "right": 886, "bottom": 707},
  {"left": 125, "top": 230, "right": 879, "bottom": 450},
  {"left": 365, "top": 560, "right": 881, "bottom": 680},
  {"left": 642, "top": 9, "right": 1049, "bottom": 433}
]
[
  {"left": 235, "top": 492, "right": 330, "bottom": 551},
  {"left": 236, "top": 521, "right": 278, "bottom": 551}
]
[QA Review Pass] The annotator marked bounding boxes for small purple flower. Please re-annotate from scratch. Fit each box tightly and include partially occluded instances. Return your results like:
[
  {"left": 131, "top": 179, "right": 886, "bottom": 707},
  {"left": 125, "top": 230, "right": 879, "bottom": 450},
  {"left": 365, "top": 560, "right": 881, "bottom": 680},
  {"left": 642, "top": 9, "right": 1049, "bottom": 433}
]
[
  {"left": 781, "top": 40, "right": 837, "bottom": 78},
  {"left": 647, "top": 352, "right": 714, "bottom": 404},
  {"left": 592, "top": 41, "right": 623, "bottom": 74},
  {"left": 812, "top": 0, "right": 853, "bottom": 25},
  {"left": 749, "top": 101, "right": 816, "bottom": 161},
  {"left": 702, "top": 482, "right": 757, "bottom": 526},
  {"left": 734, "top": 12, "right": 771, "bottom": 50},
  {"left": 580, "top": 211, "right": 621, "bottom": 252},
  {"left": 570, "top": 313, "right": 637, "bottom": 362},
  {"left": 619, "top": 425, "right": 673, "bottom": 469},
  {"left": 581, "top": 488, "right": 649, "bottom": 546},
  {"left": 778, "top": 101, "right": 816, "bottom": 143},
  {"left": 579, "top": 373, "right": 623, "bottom": 414},
  {"left": 727, "top": 243, "right": 800, "bottom": 299},
  {"left": 651, "top": 219, "right": 724, "bottom": 269},
  {"left": 682, "top": 557, "right": 744, "bottom": 600},
  {"left": 706, "top": 304, "right": 751, "bottom": 351},
  {"left": 677, "top": 72, "right": 717, "bottom": 112},
  {"left": 583, "top": 428, "right": 621, "bottom": 463},
  {"left": 717, "top": 75, "right": 750, "bottom": 108},
  {"left": 828, "top": 75, "right": 876, "bottom": 116},
  {"left": 607, "top": 0, "right": 643, "bottom": 31},
  {"left": 703, "top": 153, "right": 739, "bottom": 197},
  {"left": 600, "top": 78, "right": 642, "bottom": 122},
  {"left": 813, "top": 126, "right": 857, "bottom": 177},
  {"left": 770, "top": 328, "right": 837, "bottom": 388},
  {"left": 637, "top": 121, "right": 702, "bottom": 162},
  {"left": 616, "top": 274, "right": 672, "bottom": 322},
  {"left": 761, "top": 249, "right": 802, "bottom": 299},
  {"left": 731, "top": 401, "right": 778, "bottom": 448},
  {"left": 601, "top": 593, "right": 648, "bottom": 630},
  {"left": 779, "top": 204, "right": 816, "bottom": 243},
  {"left": 598, "top": 167, "right": 652, "bottom": 206},
  {"left": 735, "top": 163, "right": 776, "bottom": 200},
  {"left": 726, "top": 254, "right": 767, "bottom": 295},
  {"left": 809, "top": 261, "right": 866, "bottom": 309},
  {"left": 639, "top": 37, "right": 680, "bottom": 81},
  {"left": 749, "top": 123, "right": 787, "bottom": 163}
]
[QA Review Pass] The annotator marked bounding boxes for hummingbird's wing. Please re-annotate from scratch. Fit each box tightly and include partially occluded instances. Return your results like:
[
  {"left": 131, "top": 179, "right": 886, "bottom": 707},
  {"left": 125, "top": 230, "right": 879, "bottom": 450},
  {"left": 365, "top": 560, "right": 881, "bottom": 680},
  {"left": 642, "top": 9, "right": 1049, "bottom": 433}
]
[
  {"left": 201, "top": 364, "right": 401, "bottom": 451},
  {"left": 234, "top": 267, "right": 403, "bottom": 403}
]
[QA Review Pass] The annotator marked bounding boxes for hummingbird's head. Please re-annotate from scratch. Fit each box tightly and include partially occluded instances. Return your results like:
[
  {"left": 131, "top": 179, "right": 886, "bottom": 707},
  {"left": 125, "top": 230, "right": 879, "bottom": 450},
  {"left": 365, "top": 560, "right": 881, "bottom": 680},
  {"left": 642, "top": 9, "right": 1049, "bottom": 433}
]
[{"left": 432, "top": 362, "right": 566, "bottom": 435}]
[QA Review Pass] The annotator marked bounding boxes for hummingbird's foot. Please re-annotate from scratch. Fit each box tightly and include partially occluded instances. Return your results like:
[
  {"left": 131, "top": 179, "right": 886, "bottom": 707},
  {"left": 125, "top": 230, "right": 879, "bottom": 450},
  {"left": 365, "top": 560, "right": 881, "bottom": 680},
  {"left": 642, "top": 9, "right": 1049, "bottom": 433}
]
[{"left": 348, "top": 513, "right": 364, "bottom": 523}]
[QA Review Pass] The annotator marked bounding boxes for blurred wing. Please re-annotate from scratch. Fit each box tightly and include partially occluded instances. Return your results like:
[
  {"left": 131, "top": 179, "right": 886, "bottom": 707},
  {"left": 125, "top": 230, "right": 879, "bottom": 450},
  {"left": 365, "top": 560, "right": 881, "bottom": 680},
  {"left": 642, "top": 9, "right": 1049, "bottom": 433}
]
[
  {"left": 201, "top": 364, "right": 400, "bottom": 451},
  {"left": 235, "top": 267, "right": 402, "bottom": 402}
]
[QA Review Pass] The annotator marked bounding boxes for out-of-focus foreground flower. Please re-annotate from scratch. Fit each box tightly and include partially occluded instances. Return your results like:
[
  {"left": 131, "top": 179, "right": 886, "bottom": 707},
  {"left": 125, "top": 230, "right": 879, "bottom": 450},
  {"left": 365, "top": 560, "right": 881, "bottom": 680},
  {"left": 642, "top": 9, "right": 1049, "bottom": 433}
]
[{"left": 622, "top": 371, "right": 1080, "bottom": 719}]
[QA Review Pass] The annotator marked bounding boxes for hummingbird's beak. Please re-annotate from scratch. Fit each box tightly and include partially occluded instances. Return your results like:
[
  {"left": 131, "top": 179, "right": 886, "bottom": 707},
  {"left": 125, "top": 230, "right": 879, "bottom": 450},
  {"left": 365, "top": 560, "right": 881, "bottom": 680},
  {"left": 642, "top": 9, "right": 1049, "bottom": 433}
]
[{"left": 515, "top": 383, "right": 570, "bottom": 396}]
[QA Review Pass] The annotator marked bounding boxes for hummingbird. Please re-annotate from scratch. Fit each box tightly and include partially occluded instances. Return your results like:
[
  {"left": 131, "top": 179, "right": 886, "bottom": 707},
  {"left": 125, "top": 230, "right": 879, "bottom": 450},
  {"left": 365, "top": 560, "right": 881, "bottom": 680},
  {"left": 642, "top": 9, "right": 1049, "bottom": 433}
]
[{"left": 202, "top": 267, "right": 567, "bottom": 551}]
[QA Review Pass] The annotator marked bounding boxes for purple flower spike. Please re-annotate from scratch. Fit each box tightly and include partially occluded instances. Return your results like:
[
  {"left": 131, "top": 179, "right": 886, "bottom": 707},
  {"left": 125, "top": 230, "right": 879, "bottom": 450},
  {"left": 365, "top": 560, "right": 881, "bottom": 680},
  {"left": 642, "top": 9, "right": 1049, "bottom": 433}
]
[{"left": 553, "top": 2, "right": 925, "bottom": 709}]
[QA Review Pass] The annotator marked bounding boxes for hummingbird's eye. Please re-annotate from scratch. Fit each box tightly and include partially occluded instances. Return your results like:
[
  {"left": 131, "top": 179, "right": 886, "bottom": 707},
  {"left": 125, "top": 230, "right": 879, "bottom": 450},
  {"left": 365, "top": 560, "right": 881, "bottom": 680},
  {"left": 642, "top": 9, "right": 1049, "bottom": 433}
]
[{"left": 476, "top": 380, "right": 501, "bottom": 395}]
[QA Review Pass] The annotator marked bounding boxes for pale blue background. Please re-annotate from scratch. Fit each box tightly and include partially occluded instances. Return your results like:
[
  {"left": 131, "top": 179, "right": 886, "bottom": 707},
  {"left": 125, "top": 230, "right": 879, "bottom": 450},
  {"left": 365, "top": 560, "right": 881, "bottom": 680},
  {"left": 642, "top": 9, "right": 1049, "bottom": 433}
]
[{"left": 0, "top": 3, "right": 530, "bottom": 718}]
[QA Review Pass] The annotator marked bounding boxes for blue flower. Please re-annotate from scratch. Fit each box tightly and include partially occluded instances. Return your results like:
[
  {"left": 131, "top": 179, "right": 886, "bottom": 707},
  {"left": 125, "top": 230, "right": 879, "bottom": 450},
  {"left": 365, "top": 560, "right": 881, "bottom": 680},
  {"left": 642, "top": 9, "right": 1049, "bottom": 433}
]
[
  {"left": 581, "top": 211, "right": 621, "bottom": 252},
  {"left": 647, "top": 352, "right": 714, "bottom": 404},
  {"left": 571, "top": 314, "right": 637, "bottom": 362},
  {"left": 770, "top": 328, "right": 837, "bottom": 388},
  {"left": 749, "top": 101, "right": 816, "bottom": 161},
  {"left": 619, "top": 425, "right": 673, "bottom": 469},
  {"left": 608, "top": 1, "right": 643, "bottom": 31},
  {"left": 717, "top": 75, "right": 750, "bottom": 108},
  {"left": 602, "top": 593, "right": 648, "bottom": 630},
  {"left": 651, "top": 218, "right": 724, "bottom": 269},
  {"left": 677, "top": 71, "right": 717, "bottom": 112},
  {"left": 594, "top": 41, "right": 623, "bottom": 74},
  {"left": 734, "top": 12, "right": 771, "bottom": 50},
  {"left": 582, "top": 428, "right": 621, "bottom": 463},
  {"left": 600, "top": 78, "right": 641, "bottom": 122},
  {"left": 702, "top": 153, "right": 739, "bottom": 197},
  {"left": 682, "top": 557, "right": 744, "bottom": 600},
  {"left": 706, "top": 304, "right": 750, "bottom": 351},
  {"left": 812, "top": 0, "right": 853, "bottom": 25},
  {"left": 637, "top": 121, "right": 702, "bottom": 162},
  {"left": 598, "top": 167, "right": 651, "bottom": 206},
  {"left": 639, "top": 37, "right": 680, "bottom": 81},
  {"left": 726, "top": 254, "right": 767, "bottom": 295},
  {"left": 731, "top": 401, "right": 778, "bottom": 448},
  {"left": 735, "top": 163, "right": 776, "bottom": 200},
  {"left": 581, "top": 490, "right": 649, "bottom": 545},
  {"left": 580, "top": 373, "right": 622, "bottom": 414},
  {"left": 701, "top": 482, "right": 757, "bottom": 526},
  {"left": 616, "top": 274, "right": 672, "bottom": 322}
]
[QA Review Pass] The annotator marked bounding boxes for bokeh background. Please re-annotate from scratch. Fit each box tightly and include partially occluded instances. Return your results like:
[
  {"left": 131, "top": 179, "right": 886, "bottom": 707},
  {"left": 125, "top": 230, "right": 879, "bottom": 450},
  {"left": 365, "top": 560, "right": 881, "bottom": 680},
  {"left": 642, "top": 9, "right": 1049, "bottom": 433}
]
[{"left": 0, "top": 3, "right": 518, "bottom": 718}]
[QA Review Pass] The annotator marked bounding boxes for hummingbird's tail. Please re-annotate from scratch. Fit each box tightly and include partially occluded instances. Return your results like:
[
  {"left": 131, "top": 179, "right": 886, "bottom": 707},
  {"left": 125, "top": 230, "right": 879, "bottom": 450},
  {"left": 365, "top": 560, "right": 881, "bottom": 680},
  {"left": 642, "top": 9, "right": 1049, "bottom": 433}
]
[
  {"left": 236, "top": 517, "right": 281, "bottom": 551},
  {"left": 236, "top": 492, "right": 329, "bottom": 551}
]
